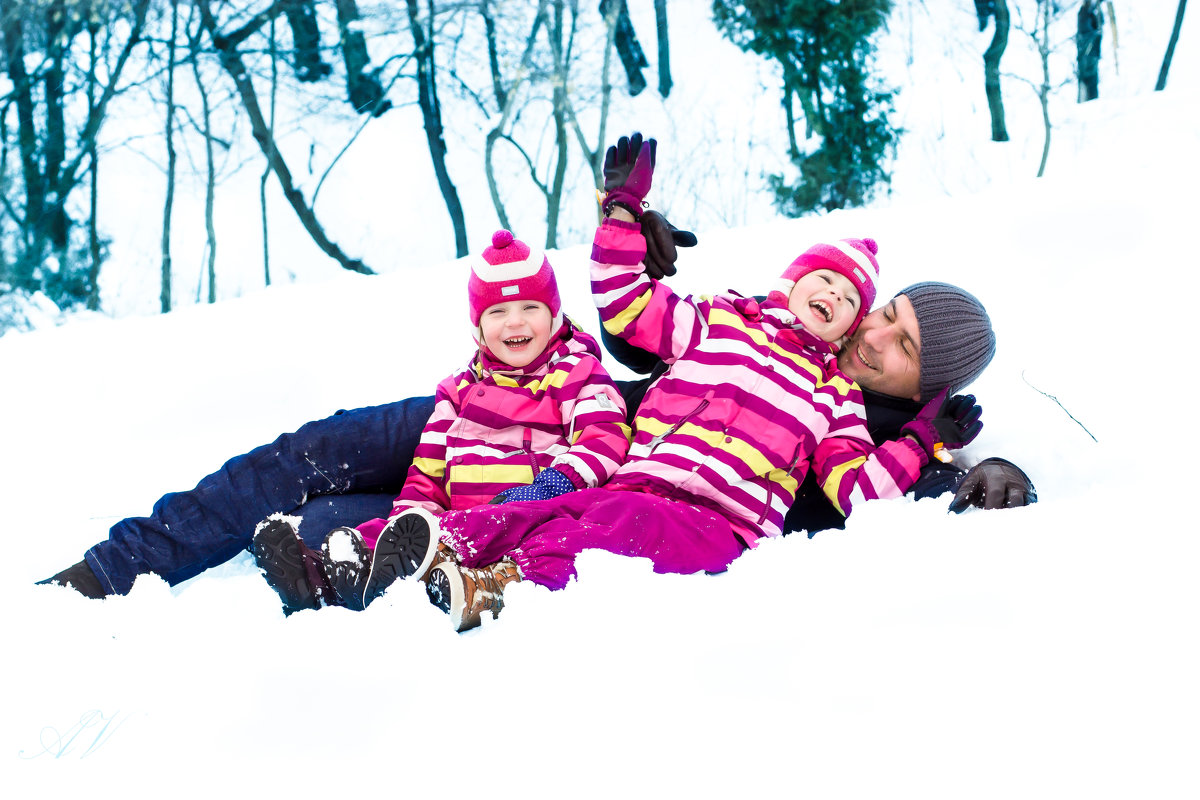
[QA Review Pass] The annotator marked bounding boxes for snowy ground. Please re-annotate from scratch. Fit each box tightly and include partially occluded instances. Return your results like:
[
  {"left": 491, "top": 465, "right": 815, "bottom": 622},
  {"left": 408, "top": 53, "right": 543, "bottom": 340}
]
[{"left": 4, "top": 3, "right": 1199, "bottom": 797}]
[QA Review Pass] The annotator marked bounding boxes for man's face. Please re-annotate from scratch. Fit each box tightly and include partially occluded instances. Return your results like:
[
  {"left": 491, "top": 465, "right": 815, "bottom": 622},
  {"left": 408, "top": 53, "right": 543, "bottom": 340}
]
[{"left": 836, "top": 294, "right": 922, "bottom": 401}]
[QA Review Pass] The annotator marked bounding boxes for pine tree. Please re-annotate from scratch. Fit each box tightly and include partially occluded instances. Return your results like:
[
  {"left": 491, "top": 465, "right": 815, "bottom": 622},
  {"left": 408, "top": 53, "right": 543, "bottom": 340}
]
[{"left": 712, "top": 0, "right": 899, "bottom": 214}]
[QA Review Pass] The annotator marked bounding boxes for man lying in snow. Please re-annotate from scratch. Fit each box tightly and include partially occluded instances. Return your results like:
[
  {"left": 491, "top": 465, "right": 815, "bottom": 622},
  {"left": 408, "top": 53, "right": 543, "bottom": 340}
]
[{"left": 40, "top": 213, "right": 1036, "bottom": 600}]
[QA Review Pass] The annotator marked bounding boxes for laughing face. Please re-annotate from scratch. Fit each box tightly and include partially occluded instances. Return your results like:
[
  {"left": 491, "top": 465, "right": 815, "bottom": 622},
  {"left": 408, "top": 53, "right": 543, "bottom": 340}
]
[
  {"left": 787, "top": 269, "right": 862, "bottom": 343},
  {"left": 836, "top": 294, "right": 922, "bottom": 401},
  {"left": 479, "top": 300, "right": 554, "bottom": 368}
]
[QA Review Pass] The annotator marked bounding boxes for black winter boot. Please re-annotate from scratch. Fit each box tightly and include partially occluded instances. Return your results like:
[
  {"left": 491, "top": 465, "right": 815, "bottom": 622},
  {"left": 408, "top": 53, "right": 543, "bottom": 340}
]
[
  {"left": 251, "top": 515, "right": 337, "bottom": 615},
  {"left": 320, "top": 527, "right": 372, "bottom": 612},
  {"left": 38, "top": 560, "right": 107, "bottom": 599},
  {"left": 361, "top": 508, "right": 440, "bottom": 607}
]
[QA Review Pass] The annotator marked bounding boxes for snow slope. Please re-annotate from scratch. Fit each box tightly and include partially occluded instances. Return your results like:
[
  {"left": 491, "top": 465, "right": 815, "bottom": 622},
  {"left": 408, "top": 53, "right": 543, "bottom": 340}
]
[{"left": 3, "top": 3, "right": 1198, "bottom": 797}]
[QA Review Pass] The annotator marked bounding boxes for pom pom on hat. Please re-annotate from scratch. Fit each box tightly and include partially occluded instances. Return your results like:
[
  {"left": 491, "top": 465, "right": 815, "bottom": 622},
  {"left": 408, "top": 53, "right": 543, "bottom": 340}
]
[
  {"left": 777, "top": 237, "right": 881, "bottom": 333},
  {"left": 468, "top": 229, "right": 561, "bottom": 325}
]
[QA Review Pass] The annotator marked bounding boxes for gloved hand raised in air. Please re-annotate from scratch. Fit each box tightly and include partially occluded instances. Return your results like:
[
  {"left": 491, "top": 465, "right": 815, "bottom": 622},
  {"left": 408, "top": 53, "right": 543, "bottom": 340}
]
[
  {"left": 948, "top": 457, "right": 1037, "bottom": 512},
  {"left": 490, "top": 467, "right": 577, "bottom": 504},
  {"left": 602, "top": 132, "right": 656, "bottom": 219},
  {"left": 640, "top": 210, "right": 697, "bottom": 280},
  {"left": 900, "top": 389, "right": 983, "bottom": 462}
]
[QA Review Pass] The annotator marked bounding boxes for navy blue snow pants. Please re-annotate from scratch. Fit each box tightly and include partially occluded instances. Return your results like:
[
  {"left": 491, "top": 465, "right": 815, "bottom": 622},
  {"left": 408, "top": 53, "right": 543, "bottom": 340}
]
[{"left": 84, "top": 397, "right": 436, "bottom": 595}]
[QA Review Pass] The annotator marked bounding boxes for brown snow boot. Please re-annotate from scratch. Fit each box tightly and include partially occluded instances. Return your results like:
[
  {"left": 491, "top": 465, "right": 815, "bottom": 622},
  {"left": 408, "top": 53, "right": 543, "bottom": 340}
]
[{"left": 425, "top": 559, "right": 522, "bottom": 632}]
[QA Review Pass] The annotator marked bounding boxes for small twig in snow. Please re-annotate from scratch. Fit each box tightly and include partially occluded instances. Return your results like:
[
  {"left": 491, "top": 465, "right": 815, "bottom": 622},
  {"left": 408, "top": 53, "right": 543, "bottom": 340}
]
[{"left": 1022, "top": 372, "right": 1098, "bottom": 442}]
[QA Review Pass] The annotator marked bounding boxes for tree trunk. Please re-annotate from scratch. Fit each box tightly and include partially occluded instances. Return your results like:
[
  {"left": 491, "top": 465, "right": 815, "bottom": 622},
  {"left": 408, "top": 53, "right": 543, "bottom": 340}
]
[
  {"left": 545, "top": 0, "right": 570, "bottom": 249},
  {"left": 189, "top": 15, "right": 219, "bottom": 304},
  {"left": 1155, "top": 0, "right": 1188, "bottom": 91},
  {"left": 44, "top": 0, "right": 69, "bottom": 268},
  {"left": 86, "top": 18, "right": 101, "bottom": 311},
  {"left": 654, "top": 0, "right": 672, "bottom": 98},
  {"left": 162, "top": 0, "right": 180, "bottom": 313},
  {"left": 1035, "top": 0, "right": 1052, "bottom": 177},
  {"left": 481, "top": 0, "right": 507, "bottom": 110},
  {"left": 1076, "top": 0, "right": 1102, "bottom": 102},
  {"left": 984, "top": 0, "right": 1010, "bottom": 141},
  {"left": 604, "top": 0, "right": 647, "bottom": 95},
  {"left": 281, "top": 0, "right": 330, "bottom": 81},
  {"left": 3, "top": 11, "right": 42, "bottom": 288},
  {"left": 196, "top": 0, "right": 372, "bottom": 275},
  {"left": 406, "top": 0, "right": 468, "bottom": 257},
  {"left": 335, "top": 0, "right": 391, "bottom": 115},
  {"left": 482, "top": 1, "right": 547, "bottom": 231}
]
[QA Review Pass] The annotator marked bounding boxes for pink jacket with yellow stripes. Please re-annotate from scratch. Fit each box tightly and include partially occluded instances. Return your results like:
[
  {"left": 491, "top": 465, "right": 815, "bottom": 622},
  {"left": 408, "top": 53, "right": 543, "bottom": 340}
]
[
  {"left": 382, "top": 319, "right": 631, "bottom": 523},
  {"left": 591, "top": 218, "right": 927, "bottom": 544}
]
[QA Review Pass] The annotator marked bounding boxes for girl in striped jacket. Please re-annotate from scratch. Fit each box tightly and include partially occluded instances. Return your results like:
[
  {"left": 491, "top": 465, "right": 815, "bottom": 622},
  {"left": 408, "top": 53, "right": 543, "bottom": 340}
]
[{"left": 250, "top": 229, "right": 630, "bottom": 614}]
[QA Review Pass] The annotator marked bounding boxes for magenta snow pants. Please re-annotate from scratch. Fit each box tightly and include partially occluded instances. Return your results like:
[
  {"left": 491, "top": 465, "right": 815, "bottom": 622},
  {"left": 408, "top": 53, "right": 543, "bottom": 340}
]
[{"left": 435, "top": 487, "right": 748, "bottom": 590}]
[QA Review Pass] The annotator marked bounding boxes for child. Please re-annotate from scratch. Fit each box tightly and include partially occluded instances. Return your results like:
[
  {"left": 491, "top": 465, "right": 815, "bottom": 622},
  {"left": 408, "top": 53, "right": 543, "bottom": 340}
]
[
  {"left": 251, "top": 229, "right": 631, "bottom": 614},
  {"left": 408, "top": 134, "right": 971, "bottom": 631}
]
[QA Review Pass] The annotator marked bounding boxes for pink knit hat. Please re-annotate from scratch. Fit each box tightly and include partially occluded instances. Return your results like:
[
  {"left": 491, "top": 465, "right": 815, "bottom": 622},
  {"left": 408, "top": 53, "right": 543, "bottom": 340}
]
[
  {"left": 777, "top": 237, "right": 880, "bottom": 333},
  {"left": 467, "top": 230, "right": 561, "bottom": 326}
]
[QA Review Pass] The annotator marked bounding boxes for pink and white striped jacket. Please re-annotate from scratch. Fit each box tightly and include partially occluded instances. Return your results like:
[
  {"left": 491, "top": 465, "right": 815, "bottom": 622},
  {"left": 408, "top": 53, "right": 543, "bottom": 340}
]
[
  {"left": 358, "top": 320, "right": 631, "bottom": 542},
  {"left": 591, "top": 218, "right": 926, "bottom": 545}
]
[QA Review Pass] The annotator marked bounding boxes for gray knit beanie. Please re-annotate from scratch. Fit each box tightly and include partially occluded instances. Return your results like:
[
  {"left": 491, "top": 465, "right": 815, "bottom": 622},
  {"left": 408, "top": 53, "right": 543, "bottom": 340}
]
[{"left": 899, "top": 282, "right": 996, "bottom": 401}]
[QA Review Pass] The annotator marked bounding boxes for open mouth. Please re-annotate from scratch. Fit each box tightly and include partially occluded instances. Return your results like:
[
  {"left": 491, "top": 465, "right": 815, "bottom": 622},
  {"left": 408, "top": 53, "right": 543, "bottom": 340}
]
[
  {"left": 856, "top": 345, "right": 877, "bottom": 370},
  {"left": 809, "top": 300, "right": 832, "bottom": 323},
  {"left": 503, "top": 336, "right": 533, "bottom": 348}
]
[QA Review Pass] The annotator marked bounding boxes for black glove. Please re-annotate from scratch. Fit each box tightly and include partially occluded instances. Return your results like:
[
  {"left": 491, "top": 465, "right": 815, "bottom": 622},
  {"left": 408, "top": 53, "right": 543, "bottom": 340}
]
[
  {"left": 948, "top": 457, "right": 1038, "bottom": 513},
  {"left": 900, "top": 389, "right": 984, "bottom": 461},
  {"left": 640, "top": 210, "right": 698, "bottom": 280}
]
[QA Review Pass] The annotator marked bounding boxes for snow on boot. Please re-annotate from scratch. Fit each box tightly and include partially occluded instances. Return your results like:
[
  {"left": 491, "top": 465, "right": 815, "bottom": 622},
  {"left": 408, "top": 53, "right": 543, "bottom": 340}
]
[
  {"left": 252, "top": 515, "right": 326, "bottom": 615},
  {"left": 425, "top": 559, "right": 522, "bottom": 632},
  {"left": 38, "top": 559, "right": 106, "bottom": 599},
  {"left": 361, "top": 508, "right": 441, "bottom": 607},
  {"left": 320, "top": 527, "right": 371, "bottom": 612}
]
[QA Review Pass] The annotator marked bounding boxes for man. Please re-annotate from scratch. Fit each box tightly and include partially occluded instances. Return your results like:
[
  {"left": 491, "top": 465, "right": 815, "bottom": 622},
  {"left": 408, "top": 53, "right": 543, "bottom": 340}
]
[{"left": 41, "top": 213, "right": 1035, "bottom": 599}]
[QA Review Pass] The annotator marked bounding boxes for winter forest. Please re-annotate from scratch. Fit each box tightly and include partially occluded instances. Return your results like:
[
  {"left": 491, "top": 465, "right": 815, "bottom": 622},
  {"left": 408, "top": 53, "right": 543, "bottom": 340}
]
[{"left": 1, "top": 0, "right": 1188, "bottom": 331}]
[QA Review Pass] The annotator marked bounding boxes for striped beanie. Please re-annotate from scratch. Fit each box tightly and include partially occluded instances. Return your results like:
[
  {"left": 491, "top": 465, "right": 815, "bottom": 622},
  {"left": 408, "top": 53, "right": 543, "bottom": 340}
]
[
  {"left": 775, "top": 237, "right": 880, "bottom": 333},
  {"left": 900, "top": 282, "right": 996, "bottom": 401},
  {"left": 467, "top": 230, "right": 561, "bottom": 326}
]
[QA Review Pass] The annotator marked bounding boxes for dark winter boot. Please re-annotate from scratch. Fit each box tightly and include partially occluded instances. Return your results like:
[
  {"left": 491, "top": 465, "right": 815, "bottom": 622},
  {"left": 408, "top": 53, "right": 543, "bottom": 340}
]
[
  {"left": 251, "top": 515, "right": 337, "bottom": 615},
  {"left": 38, "top": 560, "right": 107, "bottom": 599},
  {"left": 361, "top": 508, "right": 441, "bottom": 607},
  {"left": 425, "top": 559, "right": 522, "bottom": 632},
  {"left": 319, "top": 527, "right": 372, "bottom": 612}
]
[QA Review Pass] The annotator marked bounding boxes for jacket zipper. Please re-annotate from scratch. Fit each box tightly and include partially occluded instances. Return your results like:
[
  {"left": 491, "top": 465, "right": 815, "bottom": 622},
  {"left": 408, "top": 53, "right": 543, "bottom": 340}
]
[
  {"left": 758, "top": 442, "right": 804, "bottom": 525},
  {"left": 647, "top": 398, "right": 710, "bottom": 452},
  {"left": 523, "top": 428, "right": 541, "bottom": 477}
]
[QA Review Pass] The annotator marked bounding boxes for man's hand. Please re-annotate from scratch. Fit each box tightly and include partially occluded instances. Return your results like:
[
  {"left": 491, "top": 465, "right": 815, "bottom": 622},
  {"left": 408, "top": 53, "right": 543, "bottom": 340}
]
[
  {"left": 901, "top": 389, "right": 984, "bottom": 461},
  {"left": 490, "top": 467, "right": 577, "bottom": 504},
  {"left": 949, "top": 458, "right": 1038, "bottom": 512},
  {"left": 641, "top": 210, "right": 697, "bottom": 280},
  {"left": 602, "top": 132, "right": 656, "bottom": 218}
]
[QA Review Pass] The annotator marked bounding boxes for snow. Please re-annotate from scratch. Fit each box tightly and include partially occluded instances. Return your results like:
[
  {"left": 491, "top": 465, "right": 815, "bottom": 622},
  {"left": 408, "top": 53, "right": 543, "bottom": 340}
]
[{"left": 3, "top": 2, "right": 1198, "bottom": 797}]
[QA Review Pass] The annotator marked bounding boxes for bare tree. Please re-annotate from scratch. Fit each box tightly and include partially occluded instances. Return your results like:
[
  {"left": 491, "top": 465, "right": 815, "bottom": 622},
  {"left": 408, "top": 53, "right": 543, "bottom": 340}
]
[
  {"left": 162, "top": 0, "right": 181, "bottom": 312},
  {"left": 978, "top": 0, "right": 1011, "bottom": 142},
  {"left": 1076, "top": 0, "right": 1102, "bottom": 101},
  {"left": 406, "top": 0, "right": 468, "bottom": 257},
  {"left": 654, "top": 0, "right": 672, "bottom": 97},
  {"left": 1, "top": 0, "right": 151, "bottom": 304},
  {"left": 1010, "top": 0, "right": 1074, "bottom": 177},
  {"left": 1155, "top": 0, "right": 1188, "bottom": 91},
  {"left": 194, "top": 0, "right": 372, "bottom": 275}
]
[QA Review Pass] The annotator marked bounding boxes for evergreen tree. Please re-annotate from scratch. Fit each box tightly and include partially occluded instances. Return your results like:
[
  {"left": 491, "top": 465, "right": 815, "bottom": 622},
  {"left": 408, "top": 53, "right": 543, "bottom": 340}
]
[{"left": 712, "top": 0, "right": 899, "bottom": 214}]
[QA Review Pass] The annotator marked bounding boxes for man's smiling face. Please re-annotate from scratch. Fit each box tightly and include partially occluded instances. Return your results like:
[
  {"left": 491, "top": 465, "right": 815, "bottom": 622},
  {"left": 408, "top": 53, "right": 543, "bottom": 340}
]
[{"left": 836, "top": 294, "right": 922, "bottom": 401}]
